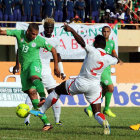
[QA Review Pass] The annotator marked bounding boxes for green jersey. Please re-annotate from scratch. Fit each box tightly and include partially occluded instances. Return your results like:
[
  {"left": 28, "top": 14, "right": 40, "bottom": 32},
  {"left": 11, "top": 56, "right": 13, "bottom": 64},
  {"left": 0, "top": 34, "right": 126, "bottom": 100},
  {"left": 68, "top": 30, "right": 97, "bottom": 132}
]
[
  {"left": 104, "top": 39, "right": 115, "bottom": 72},
  {"left": 6, "top": 30, "right": 53, "bottom": 69}
]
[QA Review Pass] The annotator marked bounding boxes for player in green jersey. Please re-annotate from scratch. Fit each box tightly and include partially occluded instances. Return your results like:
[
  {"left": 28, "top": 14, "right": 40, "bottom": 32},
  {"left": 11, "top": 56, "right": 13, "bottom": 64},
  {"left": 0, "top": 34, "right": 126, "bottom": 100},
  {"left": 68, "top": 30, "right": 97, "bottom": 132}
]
[
  {"left": 0, "top": 23, "right": 60, "bottom": 130},
  {"left": 84, "top": 26, "right": 122, "bottom": 118}
]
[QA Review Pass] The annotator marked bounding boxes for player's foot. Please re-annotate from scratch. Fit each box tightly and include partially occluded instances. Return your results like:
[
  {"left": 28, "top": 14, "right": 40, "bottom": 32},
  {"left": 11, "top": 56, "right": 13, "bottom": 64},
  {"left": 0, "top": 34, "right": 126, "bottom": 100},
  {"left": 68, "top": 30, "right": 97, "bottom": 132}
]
[
  {"left": 29, "top": 110, "right": 44, "bottom": 117},
  {"left": 56, "top": 121, "right": 62, "bottom": 126},
  {"left": 103, "top": 120, "right": 111, "bottom": 135},
  {"left": 103, "top": 109, "right": 116, "bottom": 117},
  {"left": 84, "top": 108, "right": 93, "bottom": 117},
  {"left": 130, "top": 124, "right": 140, "bottom": 130},
  {"left": 24, "top": 121, "right": 30, "bottom": 126},
  {"left": 38, "top": 97, "right": 46, "bottom": 107},
  {"left": 42, "top": 124, "right": 53, "bottom": 131}
]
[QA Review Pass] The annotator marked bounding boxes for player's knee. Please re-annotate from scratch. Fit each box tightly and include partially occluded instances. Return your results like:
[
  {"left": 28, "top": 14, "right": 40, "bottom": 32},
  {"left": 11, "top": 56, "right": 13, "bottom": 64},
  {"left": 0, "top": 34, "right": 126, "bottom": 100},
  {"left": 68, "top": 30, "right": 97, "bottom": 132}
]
[{"left": 108, "top": 86, "right": 114, "bottom": 93}]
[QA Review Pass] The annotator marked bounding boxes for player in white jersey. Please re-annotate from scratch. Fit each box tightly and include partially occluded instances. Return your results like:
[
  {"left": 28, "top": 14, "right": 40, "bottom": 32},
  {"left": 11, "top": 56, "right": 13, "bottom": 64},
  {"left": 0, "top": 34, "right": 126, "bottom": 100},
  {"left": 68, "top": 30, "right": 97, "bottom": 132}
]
[
  {"left": 31, "top": 23, "right": 119, "bottom": 133},
  {"left": 13, "top": 18, "right": 66, "bottom": 126}
]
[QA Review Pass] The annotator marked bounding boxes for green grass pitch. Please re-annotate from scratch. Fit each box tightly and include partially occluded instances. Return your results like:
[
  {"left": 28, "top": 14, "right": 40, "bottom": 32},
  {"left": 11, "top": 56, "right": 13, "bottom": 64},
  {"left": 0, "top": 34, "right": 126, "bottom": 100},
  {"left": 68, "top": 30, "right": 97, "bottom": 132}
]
[{"left": 0, "top": 107, "right": 140, "bottom": 140}]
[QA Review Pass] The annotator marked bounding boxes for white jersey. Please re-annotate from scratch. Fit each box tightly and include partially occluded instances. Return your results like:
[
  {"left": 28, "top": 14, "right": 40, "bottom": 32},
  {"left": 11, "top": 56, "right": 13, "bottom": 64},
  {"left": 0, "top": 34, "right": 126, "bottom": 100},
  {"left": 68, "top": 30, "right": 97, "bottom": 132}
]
[
  {"left": 78, "top": 45, "right": 118, "bottom": 83},
  {"left": 65, "top": 45, "right": 118, "bottom": 104},
  {"left": 39, "top": 32, "right": 60, "bottom": 65}
]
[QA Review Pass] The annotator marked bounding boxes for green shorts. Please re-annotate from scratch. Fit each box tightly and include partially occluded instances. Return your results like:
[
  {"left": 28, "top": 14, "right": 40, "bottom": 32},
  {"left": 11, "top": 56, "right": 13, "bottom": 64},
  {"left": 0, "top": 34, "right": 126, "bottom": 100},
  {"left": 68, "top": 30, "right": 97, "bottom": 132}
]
[
  {"left": 20, "top": 61, "right": 42, "bottom": 92},
  {"left": 101, "top": 70, "right": 113, "bottom": 87}
]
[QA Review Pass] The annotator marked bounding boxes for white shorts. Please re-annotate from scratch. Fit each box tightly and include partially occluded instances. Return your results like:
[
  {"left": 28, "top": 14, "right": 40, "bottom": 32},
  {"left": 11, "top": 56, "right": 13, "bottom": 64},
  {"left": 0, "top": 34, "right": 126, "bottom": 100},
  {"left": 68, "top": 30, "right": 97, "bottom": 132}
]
[
  {"left": 65, "top": 77, "right": 102, "bottom": 104},
  {"left": 41, "top": 64, "right": 57, "bottom": 90}
]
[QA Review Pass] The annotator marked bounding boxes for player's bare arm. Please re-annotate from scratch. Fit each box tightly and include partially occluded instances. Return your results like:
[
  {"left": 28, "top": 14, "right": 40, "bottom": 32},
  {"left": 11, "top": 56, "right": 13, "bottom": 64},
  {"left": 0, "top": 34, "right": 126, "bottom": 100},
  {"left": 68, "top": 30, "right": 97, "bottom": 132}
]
[
  {"left": 57, "top": 53, "right": 66, "bottom": 80},
  {"left": 51, "top": 47, "right": 60, "bottom": 78},
  {"left": 0, "top": 28, "right": 7, "bottom": 35},
  {"left": 63, "top": 23, "right": 86, "bottom": 48},
  {"left": 13, "top": 49, "right": 19, "bottom": 74}
]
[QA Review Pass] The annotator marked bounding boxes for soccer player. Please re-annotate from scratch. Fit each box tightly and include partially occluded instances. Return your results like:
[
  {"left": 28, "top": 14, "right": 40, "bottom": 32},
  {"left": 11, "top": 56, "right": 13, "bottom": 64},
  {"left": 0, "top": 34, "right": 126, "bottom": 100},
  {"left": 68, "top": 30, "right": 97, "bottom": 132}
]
[
  {"left": 20, "top": 18, "right": 66, "bottom": 126},
  {"left": 0, "top": 23, "right": 60, "bottom": 118},
  {"left": 84, "top": 26, "right": 123, "bottom": 118},
  {"left": 31, "top": 23, "right": 119, "bottom": 133}
]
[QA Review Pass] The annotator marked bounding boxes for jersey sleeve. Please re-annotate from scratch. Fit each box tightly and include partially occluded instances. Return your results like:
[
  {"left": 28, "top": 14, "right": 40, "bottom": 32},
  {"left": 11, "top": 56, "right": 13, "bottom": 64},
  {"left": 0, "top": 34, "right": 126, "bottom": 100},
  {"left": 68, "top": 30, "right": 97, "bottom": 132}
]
[
  {"left": 106, "top": 54, "right": 118, "bottom": 66},
  {"left": 85, "top": 44, "right": 96, "bottom": 54},
  {"left": 42, "top": 39, "right": 53, "bottom": 51},
  {"left": 6, "top": 30, "right": 21, "bottom": 37}
]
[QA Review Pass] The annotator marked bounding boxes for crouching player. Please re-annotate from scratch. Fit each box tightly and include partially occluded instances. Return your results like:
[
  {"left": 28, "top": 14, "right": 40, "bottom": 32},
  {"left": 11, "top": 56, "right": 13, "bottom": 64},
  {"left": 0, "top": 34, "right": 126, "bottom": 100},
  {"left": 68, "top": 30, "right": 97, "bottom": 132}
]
[{"left": 31, "top": 23, "right": 119, "bottom": 134}]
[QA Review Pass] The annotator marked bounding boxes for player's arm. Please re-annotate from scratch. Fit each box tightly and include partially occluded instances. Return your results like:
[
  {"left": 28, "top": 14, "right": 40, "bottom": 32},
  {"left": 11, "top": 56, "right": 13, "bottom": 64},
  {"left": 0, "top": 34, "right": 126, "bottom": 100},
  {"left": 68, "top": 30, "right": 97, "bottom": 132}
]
[
  {"left": 0, "top": 28, "right": 7, "bottom": 35},
  {"left": 57, "top": 53, "right": 66, "bottom": 80},
  {"left": 112, "top": 49, "right": 123, "bottom": 65},
  {"left": 63, "top": 23, "right": 86, "bottom": 48},
  {"left": 13, "top": 49, "right": 19, "bottom": 74},
  {"left": 51, "top": 47, "right": 60, "bottom": 78}
]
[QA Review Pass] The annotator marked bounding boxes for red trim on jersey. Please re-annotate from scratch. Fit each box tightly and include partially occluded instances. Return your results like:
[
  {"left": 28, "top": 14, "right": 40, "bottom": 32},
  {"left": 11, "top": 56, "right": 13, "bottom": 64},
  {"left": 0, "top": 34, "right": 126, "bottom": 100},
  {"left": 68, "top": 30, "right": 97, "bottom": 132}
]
[
  {"left": 97, "top": 113, "right": 105, "bottom": 120},
  {"left": 51, "top": 98, "right": 58, "bottom": 106},
  {"left": 67, "top": 79, "right": 75, "bottom": 95},
  {"left": 91, "top": 92, "right": 102, "bottom": 104},
  {"left": 99, "top": 50, "right": 106, "bottom": 56}
]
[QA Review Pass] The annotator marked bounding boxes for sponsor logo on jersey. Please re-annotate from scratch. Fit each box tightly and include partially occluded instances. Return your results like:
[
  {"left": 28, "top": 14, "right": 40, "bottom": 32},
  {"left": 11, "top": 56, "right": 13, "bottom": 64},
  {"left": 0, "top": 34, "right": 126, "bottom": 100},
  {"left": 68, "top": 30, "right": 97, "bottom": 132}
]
[{"left": 32, "top": 43, "right": 36, "bottom": 47}]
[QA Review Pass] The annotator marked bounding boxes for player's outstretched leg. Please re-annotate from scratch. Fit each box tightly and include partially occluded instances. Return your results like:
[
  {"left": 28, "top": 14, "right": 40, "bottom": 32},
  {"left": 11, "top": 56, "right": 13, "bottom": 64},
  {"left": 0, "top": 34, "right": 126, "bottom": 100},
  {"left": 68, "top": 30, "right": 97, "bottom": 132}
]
[
  {"left": 24, "top": 96, "right": 33, "bottom": 126},
  {"left": 52, "top": 100, "right": 62, "bottom": 125},
  {"left": 84, "top": 105, "right": 93, "bottom": 117},
  {"left": 130, "top": 124, "right": 140, "bottom": 130}
]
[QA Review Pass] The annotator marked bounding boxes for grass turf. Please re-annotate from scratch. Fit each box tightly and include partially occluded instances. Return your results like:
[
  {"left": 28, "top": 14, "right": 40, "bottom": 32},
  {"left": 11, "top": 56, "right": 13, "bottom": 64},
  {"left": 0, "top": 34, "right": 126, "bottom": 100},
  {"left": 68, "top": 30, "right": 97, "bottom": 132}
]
[{"left": 0, "top": 107, "right": 140, "bottom": 140}]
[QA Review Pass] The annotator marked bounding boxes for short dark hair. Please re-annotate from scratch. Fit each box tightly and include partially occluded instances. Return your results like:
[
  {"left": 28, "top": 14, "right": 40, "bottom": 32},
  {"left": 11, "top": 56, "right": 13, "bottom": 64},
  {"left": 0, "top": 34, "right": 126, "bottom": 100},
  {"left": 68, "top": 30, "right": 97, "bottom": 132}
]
[
  {"left": 28, "top": 23, "right": 39, "bottom": 31},
  {"left": 102, "top": 26, "right": 111, "bottom": 32},
  {"left": 94, "top": 35, "right": 106, "bottom": 49}
]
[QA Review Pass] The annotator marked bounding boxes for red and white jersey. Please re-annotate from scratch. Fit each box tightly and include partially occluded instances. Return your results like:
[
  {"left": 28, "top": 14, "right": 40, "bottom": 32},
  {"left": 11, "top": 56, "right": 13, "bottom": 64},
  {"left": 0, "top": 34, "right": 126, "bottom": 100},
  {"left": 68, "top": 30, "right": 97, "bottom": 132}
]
[
  {"left": 39, "top": 32, "right": 60, "bottom": 64},
  {"left": 78, "top": 45, "right": 118, "bottom": 83}
]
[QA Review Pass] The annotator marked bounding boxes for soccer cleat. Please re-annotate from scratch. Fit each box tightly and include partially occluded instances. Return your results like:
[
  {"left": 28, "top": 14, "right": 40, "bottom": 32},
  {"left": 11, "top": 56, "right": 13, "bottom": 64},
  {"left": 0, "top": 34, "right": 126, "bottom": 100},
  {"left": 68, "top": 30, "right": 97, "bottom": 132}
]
[
  {"left": 38, "top": 98, "right": 46, "bottom": 107},
  {"left": 42, "top": 125, "right": 53, "bottom": 131},
  {"left": 29, "top": 110, "right": 44, "bottom": 117},
  {"left": 103, "top": 109, "right": 116, "bottom": 117},
  {"left": 130, "top": 124, "right": 140, "bottom": 130},
  {"left": 103, "top": 120, "right": 111, "bottom": 135},
  {"left": 24, "top": 121, "right": 30, "bottom": 126},
  {"left": 55, "top": 121, "right": 63, "bottom": 126},
  {"left": 84, "top": 108, "right": 93, "bottom": 117}
]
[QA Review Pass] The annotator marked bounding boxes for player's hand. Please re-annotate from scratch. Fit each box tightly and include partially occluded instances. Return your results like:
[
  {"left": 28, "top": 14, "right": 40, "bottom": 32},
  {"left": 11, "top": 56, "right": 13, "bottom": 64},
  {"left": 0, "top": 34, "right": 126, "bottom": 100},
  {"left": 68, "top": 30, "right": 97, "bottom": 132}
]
[
  {"left": 63, "top": 23, "right": 73, "bottom": 32},
  {"left": 61, "top": 73, "right": 66, "bottom": 80},
  {"left": 13, "top": 65, "right": 19, "bottom": 74},
  {"left": 54, "top": 67, "right": 60, "bottom": 78}
]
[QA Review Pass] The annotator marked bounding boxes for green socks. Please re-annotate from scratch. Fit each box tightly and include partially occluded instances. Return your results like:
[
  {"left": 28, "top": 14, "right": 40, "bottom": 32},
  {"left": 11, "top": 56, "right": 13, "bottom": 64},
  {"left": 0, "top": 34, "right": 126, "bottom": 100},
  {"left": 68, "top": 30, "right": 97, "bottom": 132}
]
[
  {"left": 33, "top": 79, "right": 45, "bottom": 98},
  {"left": 87, "top": 105, "right": 92, "bottom": 111},
  {"left": 104, "top": 92, "right": 112, "bottom": 111},
  {"left": 40, "top": 114, "right": 50, "bottom": 125},
  {"left": 32, "top": 99, "right": 39, "bottom": 109}
]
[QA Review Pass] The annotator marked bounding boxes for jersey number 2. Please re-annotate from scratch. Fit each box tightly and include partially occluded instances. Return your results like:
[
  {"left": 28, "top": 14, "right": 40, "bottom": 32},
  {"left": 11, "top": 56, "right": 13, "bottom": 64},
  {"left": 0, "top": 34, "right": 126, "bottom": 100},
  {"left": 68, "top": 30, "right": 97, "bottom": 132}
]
[{"left": 90, "top": 61, "right": 104, "bottom": 76}]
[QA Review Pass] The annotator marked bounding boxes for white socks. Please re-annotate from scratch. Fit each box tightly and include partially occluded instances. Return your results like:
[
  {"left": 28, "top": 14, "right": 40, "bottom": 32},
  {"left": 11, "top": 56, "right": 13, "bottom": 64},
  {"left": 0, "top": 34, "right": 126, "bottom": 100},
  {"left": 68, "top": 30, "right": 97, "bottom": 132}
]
[
  {"left": 94, "top": 112, "right": 106, "bottom": 126},
  {"left": 40, "top": 90, "right": 59, "bottom": 113},
  {"left": 24, "top": 96, "right": 33, "bottom": 123},
  {"left": 52, "top": 100, "right": 61, "bottom": 123}
]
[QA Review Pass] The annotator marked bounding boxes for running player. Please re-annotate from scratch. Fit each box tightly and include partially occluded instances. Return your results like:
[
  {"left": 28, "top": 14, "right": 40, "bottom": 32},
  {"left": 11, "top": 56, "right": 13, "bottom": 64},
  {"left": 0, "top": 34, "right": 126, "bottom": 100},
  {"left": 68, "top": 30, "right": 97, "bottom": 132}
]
[
  {"left": 31, "top": 23, "right": 119, "bottom": 133},
  {"left": 20, "top": 18, "right": 66, "bottom": 126},
  {"left": 84, "top": 26, "right": 123, "bottom": 118},
  {"left": 0, "top": 23, "right": 60, "bottom": 116}
]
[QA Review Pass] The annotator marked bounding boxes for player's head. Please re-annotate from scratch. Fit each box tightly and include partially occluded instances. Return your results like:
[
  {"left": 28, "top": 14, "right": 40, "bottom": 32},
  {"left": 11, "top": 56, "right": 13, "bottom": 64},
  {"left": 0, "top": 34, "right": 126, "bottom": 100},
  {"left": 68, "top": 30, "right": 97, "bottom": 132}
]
[
  {"left": 43, "top": 18, "right": 55, "bottom": 37},
  {"left": 102, "top": 26, "right": 111, "bottom": 40},
  {"left": 26, "top": 23, "right": 39, "bottom": 41},
  {"left": 94, "top": 35, "right": 106, "bottom": 49}
]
